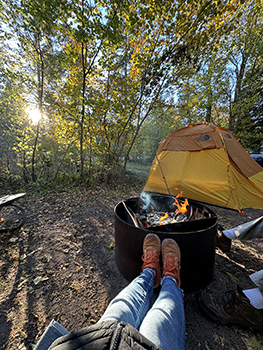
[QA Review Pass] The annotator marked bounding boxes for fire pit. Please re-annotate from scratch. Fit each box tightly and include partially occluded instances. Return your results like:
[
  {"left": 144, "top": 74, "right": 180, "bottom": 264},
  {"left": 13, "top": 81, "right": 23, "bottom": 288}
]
[{"left": 115, "top": 193, "right": 217, "bottom": 292}]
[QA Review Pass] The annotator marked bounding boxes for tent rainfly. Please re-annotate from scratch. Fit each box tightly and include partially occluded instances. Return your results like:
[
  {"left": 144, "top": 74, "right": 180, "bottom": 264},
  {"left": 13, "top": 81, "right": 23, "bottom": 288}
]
[{"left": 144, "top": 123, "right": 263, "bottom": 210}]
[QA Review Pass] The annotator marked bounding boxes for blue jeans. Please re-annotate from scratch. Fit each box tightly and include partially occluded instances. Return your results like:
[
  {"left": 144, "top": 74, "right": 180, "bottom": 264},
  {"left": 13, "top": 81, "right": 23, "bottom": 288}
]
[
  {"left": 99, "top": 269, "right": 185, "bottom": 350},
  {"left": 34, "top": 319, "right": 69, "bottom": 350},
  {"left": 34, "top": 270, "right": 185, "bottom": 350}
]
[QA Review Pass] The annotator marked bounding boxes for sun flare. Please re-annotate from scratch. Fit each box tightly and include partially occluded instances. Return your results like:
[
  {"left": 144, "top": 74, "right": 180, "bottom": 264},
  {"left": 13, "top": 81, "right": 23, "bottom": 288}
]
[{"left": 28, "top": 107, "right": 41, "bottom": 124}]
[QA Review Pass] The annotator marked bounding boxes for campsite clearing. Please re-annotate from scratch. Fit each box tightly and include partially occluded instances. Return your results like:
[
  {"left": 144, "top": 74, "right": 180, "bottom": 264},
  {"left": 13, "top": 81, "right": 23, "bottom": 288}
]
[{"left": 0, "top": 181, "right": 263, "bottom": 350}]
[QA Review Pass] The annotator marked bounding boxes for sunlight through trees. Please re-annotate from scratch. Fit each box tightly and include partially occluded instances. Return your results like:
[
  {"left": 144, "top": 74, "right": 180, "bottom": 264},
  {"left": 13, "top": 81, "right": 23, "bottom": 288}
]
[{"left": 0, "top": 0, "right": 262, "bottom": 186}]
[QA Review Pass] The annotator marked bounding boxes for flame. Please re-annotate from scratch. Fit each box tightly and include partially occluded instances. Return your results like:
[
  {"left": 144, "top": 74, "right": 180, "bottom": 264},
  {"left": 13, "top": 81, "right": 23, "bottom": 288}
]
[
  {"left": 173, "top": 193, "right": 189, "bottom": 214},
  {"left": 176, "top": 191, "right": 183, "bottom": 198},
  {"left": 156, "top": 192, "right": 189, "bottom": 226},
  {"left": 159, "top": 212, "right": 169, "bottom": 225}
]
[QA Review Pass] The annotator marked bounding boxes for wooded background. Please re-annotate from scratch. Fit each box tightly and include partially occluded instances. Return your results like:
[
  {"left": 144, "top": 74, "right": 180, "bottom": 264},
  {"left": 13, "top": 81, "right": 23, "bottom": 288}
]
[{"left": 0, "top": 0, "right": 262, "bottom": 189}]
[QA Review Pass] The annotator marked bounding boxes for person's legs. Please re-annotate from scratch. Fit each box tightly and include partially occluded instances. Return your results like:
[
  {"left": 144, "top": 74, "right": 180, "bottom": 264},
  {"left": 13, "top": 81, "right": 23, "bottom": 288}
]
[
  {"left": 34, "top": 319, "right": 69, "bottom": 350},
  {"left": 223, "top": 216, "right": 263, "bottom": 241},
  {"left": 98, "top": 268, "right": 154, "bottom": 329},
  {"left": 98, "top": 233, "right": 161, "bottom": 329},
  {"left": 139, "top": 275, "right": 185, "bottom": 350},
  {"left": 139, "top": 238, "right": 185, "bottom": 350}
]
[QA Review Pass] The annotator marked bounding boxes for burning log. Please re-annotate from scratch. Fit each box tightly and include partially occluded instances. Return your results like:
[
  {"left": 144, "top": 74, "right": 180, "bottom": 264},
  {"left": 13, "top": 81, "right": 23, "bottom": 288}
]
[
  {"left": 137, "top": 211, "right": 188, "bottom": 228},
  {"left": 136, "top": 194, "right": 190, "bottom": 228}
]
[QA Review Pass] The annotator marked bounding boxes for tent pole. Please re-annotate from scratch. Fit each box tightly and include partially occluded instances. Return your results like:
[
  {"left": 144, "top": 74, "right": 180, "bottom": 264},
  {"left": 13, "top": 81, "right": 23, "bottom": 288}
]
[{"left": 156, "top": 154, "right": 171, "bottom": 196}]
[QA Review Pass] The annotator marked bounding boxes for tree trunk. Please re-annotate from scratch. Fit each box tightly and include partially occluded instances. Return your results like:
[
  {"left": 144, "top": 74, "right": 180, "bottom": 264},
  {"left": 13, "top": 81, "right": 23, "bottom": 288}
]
[
  {"left": 80, "top": 42, "right": 87, "bottom": 178},
  {"left": 32, "top": 121, "right": 40, "bottom": 182},
  {"left": 230, "top": 52, "right": 248, "bottom": 133},
  {"left": 206, "top": 76, "right": 213, "bottom": 123},
  {"left": 123, "top": 75, "right": 166, "bottom": 170},
  {"left": 32, "top": 33, "right": 44, "bottom": 182}
]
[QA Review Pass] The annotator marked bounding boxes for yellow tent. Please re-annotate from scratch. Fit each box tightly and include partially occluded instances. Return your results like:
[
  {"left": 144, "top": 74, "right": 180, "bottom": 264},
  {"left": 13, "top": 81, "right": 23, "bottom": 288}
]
[{"left": 144, "top": 123, "right": 263, "bottom": 210}]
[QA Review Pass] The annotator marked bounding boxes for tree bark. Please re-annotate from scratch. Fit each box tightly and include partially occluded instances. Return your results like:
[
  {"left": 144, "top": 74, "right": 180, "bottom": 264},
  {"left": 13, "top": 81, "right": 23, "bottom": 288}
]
[
  {"left": 32, "top": 33, "right": 44, "bottom": 182},
  {"left": 229, "top": 51, "right": 248, "bottom": 132}
]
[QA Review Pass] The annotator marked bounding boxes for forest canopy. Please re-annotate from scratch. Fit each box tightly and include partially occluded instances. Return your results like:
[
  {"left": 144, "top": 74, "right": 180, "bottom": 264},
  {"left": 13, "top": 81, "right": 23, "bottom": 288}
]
[{"left": 0, "top": 0, "right": 262, "bottom": 188}]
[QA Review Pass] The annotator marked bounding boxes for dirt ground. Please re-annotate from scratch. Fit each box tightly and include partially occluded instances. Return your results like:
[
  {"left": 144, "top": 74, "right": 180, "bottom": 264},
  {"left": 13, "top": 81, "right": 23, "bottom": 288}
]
[{"left": 0, "top": 180, "right": 263, "bottom": 350}]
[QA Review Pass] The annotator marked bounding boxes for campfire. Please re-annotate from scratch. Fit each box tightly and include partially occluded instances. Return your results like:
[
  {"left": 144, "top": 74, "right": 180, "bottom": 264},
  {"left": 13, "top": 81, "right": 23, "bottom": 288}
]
[
  {"left": 137, "top": 196, "right": 189, "bottom": 228},
  {"left": 134, "top": 192, "right": 214, "bottom": 230}
]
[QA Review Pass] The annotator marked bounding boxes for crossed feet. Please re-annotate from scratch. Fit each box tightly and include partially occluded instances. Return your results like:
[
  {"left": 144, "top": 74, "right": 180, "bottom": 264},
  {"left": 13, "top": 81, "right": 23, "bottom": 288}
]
[{"left": 141, "top": 233, "right": 181, "bottom": 288}]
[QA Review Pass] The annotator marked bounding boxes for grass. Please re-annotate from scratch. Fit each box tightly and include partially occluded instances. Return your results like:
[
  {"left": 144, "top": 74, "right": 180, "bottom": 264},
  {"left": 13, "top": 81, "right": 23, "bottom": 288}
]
[{"left": 126, "top": 162, "right": 151, "bottom": 180}]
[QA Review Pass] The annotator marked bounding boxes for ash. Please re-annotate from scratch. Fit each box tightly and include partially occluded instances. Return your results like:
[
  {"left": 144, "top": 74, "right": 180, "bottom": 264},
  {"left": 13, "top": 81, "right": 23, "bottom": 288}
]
[{"left": 138, "top": 211, "right": 188, "bottom": 227}]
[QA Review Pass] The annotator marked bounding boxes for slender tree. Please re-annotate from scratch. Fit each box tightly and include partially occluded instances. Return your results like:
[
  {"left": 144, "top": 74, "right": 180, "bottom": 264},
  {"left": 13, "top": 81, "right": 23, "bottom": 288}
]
[{"left": 4, "top": 0, "right": 65, "bottom": 181}]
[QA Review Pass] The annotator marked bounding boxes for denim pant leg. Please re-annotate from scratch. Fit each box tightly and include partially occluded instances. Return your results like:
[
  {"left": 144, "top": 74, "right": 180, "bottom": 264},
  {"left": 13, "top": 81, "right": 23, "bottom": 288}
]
[
  {"left": 139, "top": 276, "right": 185, "bottom": 350},
  {"left": 34, "top": 319, "right": 69, "bottom": 350},
  {"left": 98, "top": 269, "right": 154, "bottom": 329}
]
